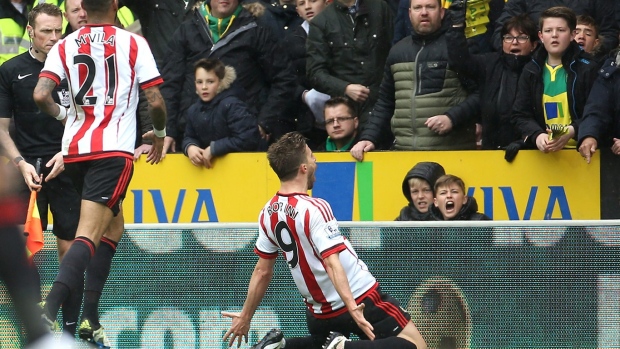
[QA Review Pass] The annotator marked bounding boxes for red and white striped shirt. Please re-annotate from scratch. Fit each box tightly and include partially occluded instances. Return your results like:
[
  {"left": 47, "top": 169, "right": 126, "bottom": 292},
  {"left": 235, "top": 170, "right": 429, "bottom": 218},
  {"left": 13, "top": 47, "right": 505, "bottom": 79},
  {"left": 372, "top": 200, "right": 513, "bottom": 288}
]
[
  {"left": 255, "top": 192, "right": 377, "bottom": 318},
  {"left": 40, "top": 24, "right": 163, "bottom": 163}
]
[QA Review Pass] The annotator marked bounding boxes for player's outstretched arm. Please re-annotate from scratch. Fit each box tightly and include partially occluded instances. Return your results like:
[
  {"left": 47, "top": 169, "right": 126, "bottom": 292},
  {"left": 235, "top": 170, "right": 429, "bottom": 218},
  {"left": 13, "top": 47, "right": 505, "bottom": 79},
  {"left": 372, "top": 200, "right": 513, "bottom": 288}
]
[
  {"left": 323, "top": 252, "right": 375, "bottom": 340},
  {"left": 143, "top": 85, "right": 167, "bottom": 164},
  {"left": 223, "top": 257, "right": 276, "bottom": 348}
]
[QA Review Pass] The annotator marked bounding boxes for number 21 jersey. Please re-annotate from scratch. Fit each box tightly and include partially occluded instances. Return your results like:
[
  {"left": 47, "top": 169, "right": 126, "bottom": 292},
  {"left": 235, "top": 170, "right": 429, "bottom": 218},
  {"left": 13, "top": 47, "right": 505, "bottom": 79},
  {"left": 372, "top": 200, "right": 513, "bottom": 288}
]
[{"left": 40, "top": 24, "right": 163, "bottom": 162}]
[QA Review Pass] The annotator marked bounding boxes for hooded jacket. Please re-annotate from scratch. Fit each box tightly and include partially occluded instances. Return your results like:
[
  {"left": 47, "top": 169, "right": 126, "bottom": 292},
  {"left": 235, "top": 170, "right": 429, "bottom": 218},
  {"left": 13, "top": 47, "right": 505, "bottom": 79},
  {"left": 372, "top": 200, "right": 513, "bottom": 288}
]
[
  {"left": 511, "top": 41, "right": 598, "bottom": 147},
  {"left": 182, "top": 66, "right": 260, "bottom": 156},
  {"left": 395, "top": 162, "right": 445, "bottom": 221},
  {"left": 160, "top": 0, "right": 297, "bottom": 141},
  {"left": 429, "top": 196, "right": 491, "bottom": 221}
]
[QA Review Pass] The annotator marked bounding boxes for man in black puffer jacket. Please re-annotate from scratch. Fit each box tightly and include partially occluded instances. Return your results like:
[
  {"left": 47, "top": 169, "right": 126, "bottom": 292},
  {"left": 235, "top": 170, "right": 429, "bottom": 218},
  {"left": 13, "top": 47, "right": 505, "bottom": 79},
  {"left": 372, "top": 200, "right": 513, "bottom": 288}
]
[
  {"left": 306, "top": 0, "right": 393, "bottom": 128},
  {"left": 161, "top": 0, "right": 297, "bottom": 153}
]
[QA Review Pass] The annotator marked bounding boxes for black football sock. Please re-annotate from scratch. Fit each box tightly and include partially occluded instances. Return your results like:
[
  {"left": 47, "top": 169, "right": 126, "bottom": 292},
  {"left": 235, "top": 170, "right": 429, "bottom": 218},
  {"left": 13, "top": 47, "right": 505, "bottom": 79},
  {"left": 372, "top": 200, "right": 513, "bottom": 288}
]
[
  {"left": 46, "top": 236, "right": 96, "bottom": 321},
  {"left": 82, "top": 237, "right": 117, "bottom": 328},
  {"left": 62, "top": 274, "right": 84, "bottom": 336},
  {"left": 282, "top": 336, "right": 317, "bottom": 349},
  {"left": 0, "top": 225, "right": 47, "bottom": 343},
  {"left": 344, "top": 337, "right": 417, "bottom": 349}
]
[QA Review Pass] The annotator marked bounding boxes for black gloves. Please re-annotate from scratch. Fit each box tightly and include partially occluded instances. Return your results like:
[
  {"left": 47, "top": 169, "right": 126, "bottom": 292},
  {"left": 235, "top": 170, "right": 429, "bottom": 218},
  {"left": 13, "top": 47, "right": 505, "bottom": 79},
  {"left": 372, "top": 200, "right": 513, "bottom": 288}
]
[
  {"left": 448, "top": 0, "right": 467, "bottom": 26},
  {"left": 503, "top": 140, "right": 525, "bottom": 163}
]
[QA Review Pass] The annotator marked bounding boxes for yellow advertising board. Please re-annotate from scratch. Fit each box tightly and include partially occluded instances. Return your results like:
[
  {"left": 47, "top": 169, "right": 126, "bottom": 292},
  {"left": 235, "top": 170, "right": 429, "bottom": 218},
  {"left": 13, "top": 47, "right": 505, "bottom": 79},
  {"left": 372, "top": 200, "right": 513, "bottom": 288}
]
[{"left": 125, "top": 149, "right": 600, "bottom": 223}]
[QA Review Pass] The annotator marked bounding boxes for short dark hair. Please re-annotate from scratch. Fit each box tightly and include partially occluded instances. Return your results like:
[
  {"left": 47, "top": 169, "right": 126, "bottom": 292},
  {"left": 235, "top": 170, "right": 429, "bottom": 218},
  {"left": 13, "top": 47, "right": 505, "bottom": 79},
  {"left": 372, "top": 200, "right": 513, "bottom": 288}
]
[
  {"left": 82, "top": 0, "right": 114, "bottom": 15},
  {"left": 28, "top": 3, "right": 62, "bottom": 28},
  {"left": 539, "top": 6, "right": 577, "bottom": 32},
  {"left": 501, "top": 14, "right": 538, "bottom": 43},
  {"left": 409, "top": 0, "right": 442, "bottom": 8},
  {"left": 267, "top": 132, "right": 308, "bottom": 181},
  {"left": 323, "top": 96, "right": 357, "bottom": 118},
  {"left": 194, "top": 58, "right": 226, "bottom": 79},
  {"left": 434, "top": 174, "right": 466, "bottom": 195},
  {"left": 576, "top": 15, "right": 599, "bottom": 37}
]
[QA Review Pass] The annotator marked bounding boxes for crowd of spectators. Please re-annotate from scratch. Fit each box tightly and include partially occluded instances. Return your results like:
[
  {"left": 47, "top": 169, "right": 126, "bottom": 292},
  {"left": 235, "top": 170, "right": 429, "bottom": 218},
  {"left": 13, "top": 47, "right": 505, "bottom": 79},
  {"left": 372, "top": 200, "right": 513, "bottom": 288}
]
[{"left": 4, "top": 0, "right": 620, "bottom": 163}]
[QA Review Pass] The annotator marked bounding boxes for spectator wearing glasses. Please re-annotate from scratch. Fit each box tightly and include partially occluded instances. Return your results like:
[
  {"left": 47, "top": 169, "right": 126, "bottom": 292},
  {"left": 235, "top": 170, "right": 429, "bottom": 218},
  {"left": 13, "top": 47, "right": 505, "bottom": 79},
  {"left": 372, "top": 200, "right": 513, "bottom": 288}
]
[
  {"left": 318, "top": 97, "right": 360, "bottom": 151},
  {"left": 491, "top": 0, "right": 618, "bottom": 58},
  {"left": 446, "top": 4, "right": 538, "bottom": 160},
  {"left": 351, "top": 0, "right": 479, "bottom": 161}
]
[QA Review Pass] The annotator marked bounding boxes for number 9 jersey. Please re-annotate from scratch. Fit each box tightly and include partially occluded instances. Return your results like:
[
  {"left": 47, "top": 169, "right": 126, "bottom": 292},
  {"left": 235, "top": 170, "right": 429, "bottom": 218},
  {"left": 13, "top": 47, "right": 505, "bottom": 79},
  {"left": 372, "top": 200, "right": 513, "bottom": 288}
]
[
  {"left": 255, "top": 192, "right": 377, "bottom": 318},
  {"left": 40, "top": 24, "right": 163, "bottom": 163}
]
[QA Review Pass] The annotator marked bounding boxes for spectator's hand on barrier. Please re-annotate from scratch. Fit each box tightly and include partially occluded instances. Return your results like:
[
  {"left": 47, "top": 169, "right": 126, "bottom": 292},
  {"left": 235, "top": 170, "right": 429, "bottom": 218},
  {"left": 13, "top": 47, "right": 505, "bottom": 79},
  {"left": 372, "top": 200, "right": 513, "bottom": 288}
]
[
  {"left": 45, "top": 152, "right": 65, "bottom": 182},
  {"left": 611, "top": 138, "right": 620, "bottom": 155},
  {"left": 187, "top": 145, "right": 204, "bottom": 167},
  {"left": 502, "top": 140, "right": 524, "bottom": 163},
  {"left": 425, "top": 115, "right": 452, "bottom": 135},
  {"left": 350, "top": 140, "right": 375, "bottom": 161},
  {"left": 345, "top": 84, "right": 370, "bottom": 103},
  {"left": 536, "top": 132, "right": 551, "bottom": 152},
  {"left": 147, "top": 132, "right": 165, "bottom": 164},
  {"left": 221, "top": 311, "right": 249, "bottom": 348},
  {"left": 134, "top": 144, "right": 152, "bottom": 162},
  {"left": 163, "top": 136, "right": 176, "bottom": 157},
  {"left": 578, "top": 137, "right": 598, "bottom": 163},
  {"left": 547, "top": 125, "right": 574, "bottom": 152},
  {"left": 350, "top": 303, "right": 375, "bottom": 340},
  {"left": 18, "top": 160, "right": 42, "bottom": 192},
  {"left": 202, "top": 146, "right": 214, "bottom": 169}
]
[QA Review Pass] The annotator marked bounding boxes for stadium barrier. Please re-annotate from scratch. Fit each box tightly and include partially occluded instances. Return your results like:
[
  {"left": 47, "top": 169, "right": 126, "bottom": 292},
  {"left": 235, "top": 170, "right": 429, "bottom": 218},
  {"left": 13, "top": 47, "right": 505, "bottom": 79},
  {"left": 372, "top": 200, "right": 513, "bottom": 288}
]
[
  {"left": 125, "top": 149, "right": 610, "bottom": 223},
  {"left": 1, "top": 221, "right": 619, "bottom": 348}
]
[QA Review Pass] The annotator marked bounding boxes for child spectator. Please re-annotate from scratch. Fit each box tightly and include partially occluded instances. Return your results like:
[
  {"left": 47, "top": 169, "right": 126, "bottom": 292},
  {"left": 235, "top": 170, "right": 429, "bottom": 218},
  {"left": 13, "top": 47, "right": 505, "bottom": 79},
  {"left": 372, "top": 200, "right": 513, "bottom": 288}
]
[
  {"left": 511, "top": 7, "right": 598, "bottom": 154},
  {"left": 396, "top": 162, "right": 445, "bottom": 221},
  {"left": 574, "top": 15, "right": 600, "bottom": 56},
  {"left": 430, "top": 175, "right": 491, "bottom": 220},
  {"left": 182, "top": 58, "right": 260, "bottom": 168}
]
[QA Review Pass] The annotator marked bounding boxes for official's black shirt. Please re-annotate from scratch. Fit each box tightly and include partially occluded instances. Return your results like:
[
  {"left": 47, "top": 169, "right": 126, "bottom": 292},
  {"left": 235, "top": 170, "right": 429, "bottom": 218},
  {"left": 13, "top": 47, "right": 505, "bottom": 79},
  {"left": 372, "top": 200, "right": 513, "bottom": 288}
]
[{"left": 0, "top": 50, "right": 69, "bottom": 157}]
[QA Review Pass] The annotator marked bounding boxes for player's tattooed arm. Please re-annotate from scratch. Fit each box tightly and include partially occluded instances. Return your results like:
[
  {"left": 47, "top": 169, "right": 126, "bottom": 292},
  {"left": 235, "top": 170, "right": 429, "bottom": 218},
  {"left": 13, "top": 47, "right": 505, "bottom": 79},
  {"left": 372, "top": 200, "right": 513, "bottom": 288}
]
[
  {"left": 144, "top": 86, "right": 167, "bottom": 131},
  {"left": 33, "top": 77, "right": 61, "bottom": 118}
]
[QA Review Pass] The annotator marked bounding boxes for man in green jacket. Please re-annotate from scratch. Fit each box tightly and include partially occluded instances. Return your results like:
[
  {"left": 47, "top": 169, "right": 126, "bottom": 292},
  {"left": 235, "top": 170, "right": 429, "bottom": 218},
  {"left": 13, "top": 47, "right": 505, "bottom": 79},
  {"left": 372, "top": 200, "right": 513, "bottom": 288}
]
[{"left": 351, "top": 0, "right": 479, "bottom": 160}]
